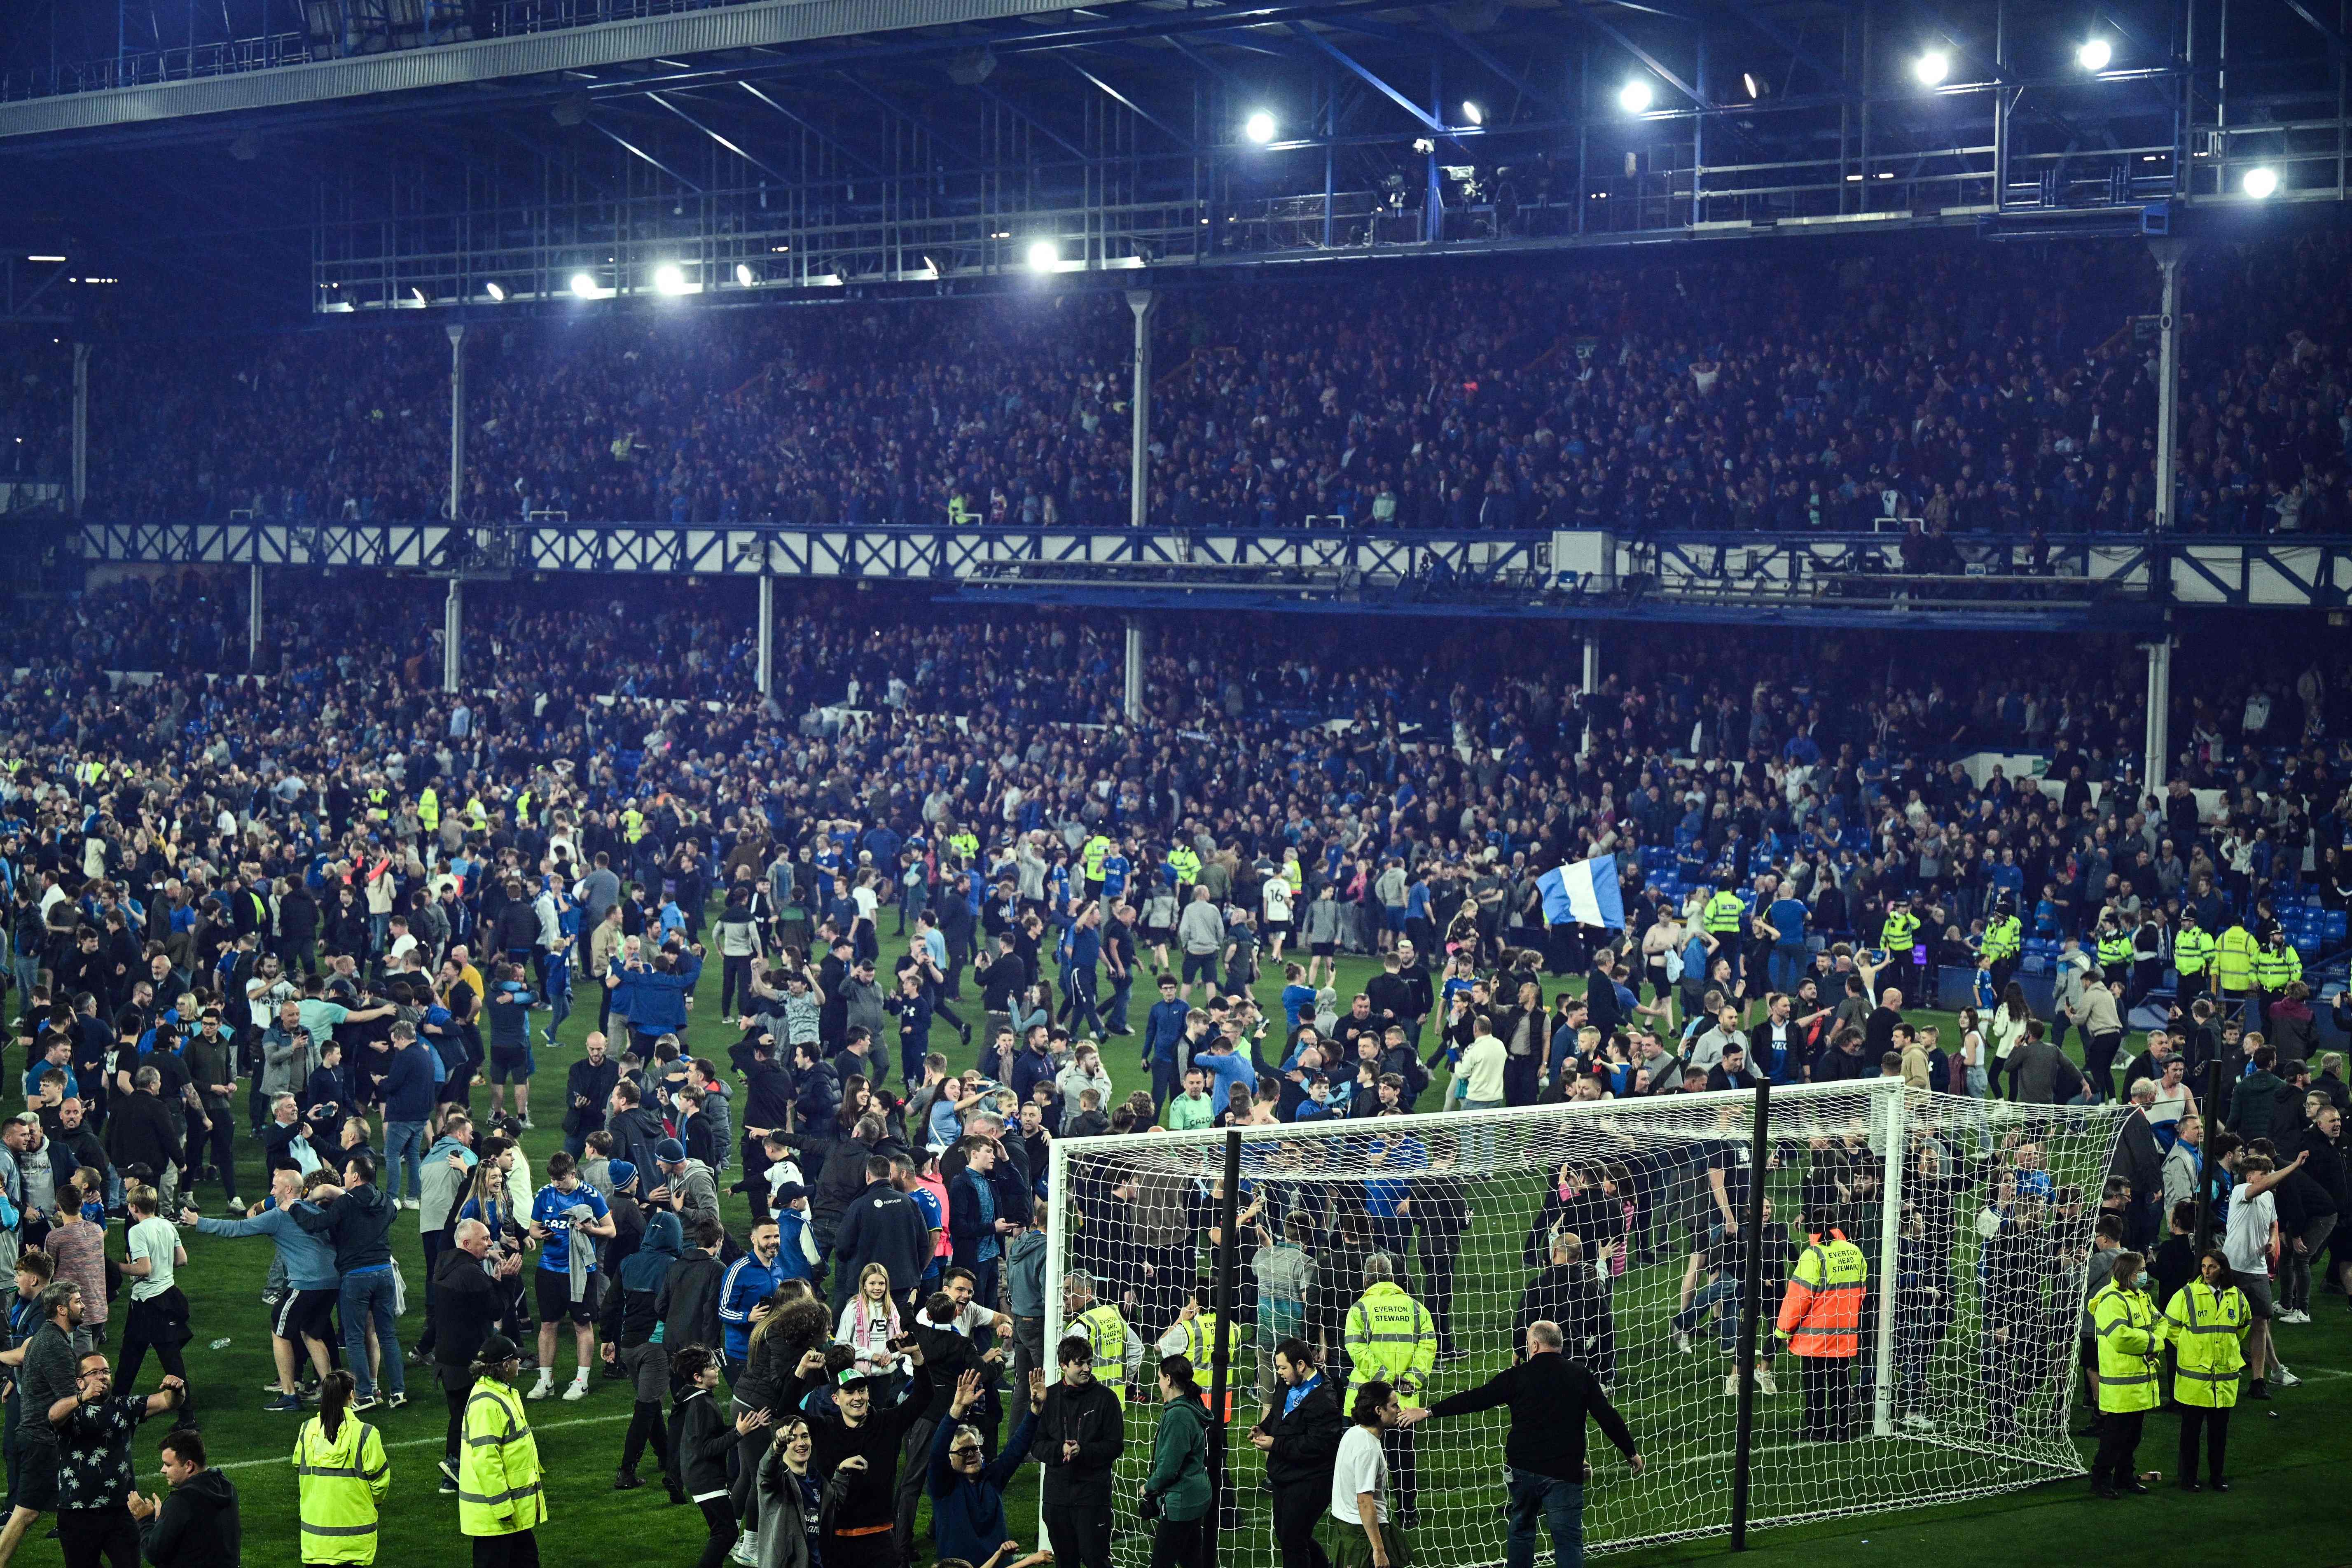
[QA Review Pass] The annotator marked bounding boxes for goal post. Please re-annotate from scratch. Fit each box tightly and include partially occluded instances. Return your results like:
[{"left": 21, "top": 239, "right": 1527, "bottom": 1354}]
[{"left": 1043, "top": 1082, "right": 2126, "bottom": 1565}]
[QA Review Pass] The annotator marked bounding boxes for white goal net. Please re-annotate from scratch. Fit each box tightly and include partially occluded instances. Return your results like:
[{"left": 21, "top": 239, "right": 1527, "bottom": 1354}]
[{"left": 1043, "top": 1082, "right": 2125, "bottom": 1564}]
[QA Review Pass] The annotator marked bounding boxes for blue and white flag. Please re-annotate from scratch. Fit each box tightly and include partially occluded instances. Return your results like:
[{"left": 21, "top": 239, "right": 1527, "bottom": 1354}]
[{"left": 1537, "top": 853, "right": 1625, "bottom": 930}]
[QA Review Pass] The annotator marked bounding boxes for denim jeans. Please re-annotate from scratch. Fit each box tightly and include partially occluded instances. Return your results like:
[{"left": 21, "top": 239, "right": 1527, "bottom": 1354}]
[
  {"left": 1672, "top": 1273, "right": 1742, "bottom": 1354},
  {"left": 1105, "top": 975, "right": 1134, "bottom": 1036},
  {"left": 341, "top": 1266, "right": 405, "bottom": 1398},
  {"left": 1505, "top": 1470, "right": 1584, "bottom": 1568},
  {"left": 386, "top": 1119, "right": 427, "bottom": 1201}
]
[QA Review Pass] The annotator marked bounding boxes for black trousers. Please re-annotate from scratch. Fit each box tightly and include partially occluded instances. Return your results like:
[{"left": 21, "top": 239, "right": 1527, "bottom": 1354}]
[
  {"left": 1383, "top": 1424, "right": 1418, "bottom": 1517},
  {"left": 2177, "top": 1405, "right": 2229, "bottom": 1484},
  {"left": 694, "top": 1496, "right": 738, "bottom": 1568},
  {"left": 623, "top": 1397, "right": 671, "bottom": 1477},
  {"left": 1272, "top": 1482, "right": 1333, "bottom": 1568},
  {"left": 2091, "top": 1409, "right": 2145, "bottom": 1488},
  {"left": 1418, "top": 1234, "right": 1462, "bottom": 1353},
  {"left": 1152, "top": 1514, "right": 1207, "bottom": 1568},
  {"left": 115, "top": 1295, "right": 191, "bottom": 1418},
  {"left": 1042, "top": 1502, "right": 1114, "bottom": 1568},
  {"left": 58, "top": 1505, "right": 141, "bottom": 1568},
  {"left": 471, "top": 1531, "right": 540, "bottom": 1568},
  {"left": 1799, "top": 1355, "right": 1854, "bottom": 1441}
]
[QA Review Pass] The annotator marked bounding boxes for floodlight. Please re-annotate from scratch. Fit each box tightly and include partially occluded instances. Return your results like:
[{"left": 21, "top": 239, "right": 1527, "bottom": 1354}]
[
  {"left": 484, "top": 281, "right": 507, "bottom": 301},
  {"left": 1027, "top": 240, "right": 1058, "bottom": 273},
  {"left": 653, "top": 262, "right": 689, "bottom": 296},
  {"left": 1461, "top": 100, "right": 1484, "bottom": 126},
  {"left": 570, "top": 272, "right": 599, "bottom": 299},
  {"left": 1244, "top": 111, "right": 1276, "bottom": 145},
  {"left": 2077, "top": 38, "right": 2112, "bottom": 71},
  {"left": 735, "top": 263, "right": 755, "bottom": 286},
  {"left": 2242, "top": 166, "right": 2279, "bottom": 198},
  {"left": 1618, "top": 79, "right": 1653, "bottom": 114},
  {"left": 1914, "top": 51, "right": 1950, "bottom": 85}
]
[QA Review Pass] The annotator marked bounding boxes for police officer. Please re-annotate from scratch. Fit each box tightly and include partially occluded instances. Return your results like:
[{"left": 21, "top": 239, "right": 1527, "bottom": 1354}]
[
  {"left": 1341, "top": 1255, "right": 1436, "bottom": 1529},
  {"left": 458, "top": 1332, "right": 547, "bottom": 1562},
  {"left": 2253, "top": 930, "right": 2303, "bottom": 1031},
  {"left": 1702, "top": 880, "right": 1747, "bottom": 992},
  {"left": 2095, "top": 915, "right": 2132, "bottom": 992},
  {"left": 1981, "top": 901, "right": 2023, "bottom": 997},
  {"left": 2087, "top": 1252, "right": 2160, "bottom": 1498},
  {"left": 1878, "top": 896, "right": 1921, "bottom": 1009},
  {"left": 1061, "top": 1271, "right": 1146, "bottom": 1404},
  {"left": 2172, "top": 912, "right": 2214, "bottom": 1011},
  {"left": 2211, "top": 920, "right": 2260, "bottom": 1029},
  {"left": 1774, "top": 1212, "right": 1866, "bottom": 1442},
  {"left": 2160, "top": 1247, "right": 2247, "bottom": 1493}
]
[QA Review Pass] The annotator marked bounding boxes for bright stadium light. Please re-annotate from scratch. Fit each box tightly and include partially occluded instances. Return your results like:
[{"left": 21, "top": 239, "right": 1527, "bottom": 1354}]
[
  {"left": 1618, "top": 79, "right": 1653, "bottom": 114},
  {"left": 1914, "top": 50, "right": 1950, "bottom": 85},
  {"left": 2242, "top": 166, "right": 2279, "bottom": 198},
  {"left": 1244, "top": 110, "right": 1276, "bottom": 144},
  {"left": 1027, "top": 239, "right": 1058, "bottom": 273},
  {"left": 570, "top": 271, "right": 599, "bottom": 299},
  {"left": 484, "top": 281, "right": 507, "bottom": 301},
  {"left": 735, "top": 262, "right": 756, "bottom": 287},
  {"left": 652, "top": 262, "right": 690, "bottom": 296},
  {"left": 2076, "top": 37, "right": 2112, "bottom": 71},
  {"left": 1461, "top": 100, "right": 1484, "bottom": 126}
]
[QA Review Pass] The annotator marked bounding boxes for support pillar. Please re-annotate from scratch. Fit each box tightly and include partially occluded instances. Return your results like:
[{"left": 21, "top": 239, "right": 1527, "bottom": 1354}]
[
  {"left": 2149, "top": 239, "right": 2186, "bottom": 533},
  {"left": 2143, "top": 637, "right": 2173, "bottom": 798},
  {"left": 757, "top": 573, "right": 775, "bottom": 698},
  {"left": 1580, "top": 634, "right": 1600, "bottom": 758},
  {"left": 443, "top": 577, "right": 463, "bottom": 695},
  {"left": 248, "top": 563, "right": 262, "bottom": 670},
  {"left": 1125, "top": 291, "right": 1155, "bottom": 531},
  {"left": 1123, "top": 616, "right": 1147, "bottom": 724},
  {"left": 70, "top": 342, "right": 89, "bottom": 519},
  {"left": 446, "top": 323, "right": 468, "bottom": 521}
]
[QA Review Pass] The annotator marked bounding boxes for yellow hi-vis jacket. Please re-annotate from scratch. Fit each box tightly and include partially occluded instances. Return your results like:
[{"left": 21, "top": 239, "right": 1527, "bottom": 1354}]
[
  {"left": 1343, "top": 1281, "right": 1437, "bottom": 1409},
  {"left": 2090, "top": 1281, "right": 2162, "bottom": 1414},
  {"left": 458, "top": 1377, "right": 547, "bottom": 1538},
  {"left": 294, "top": 1413, "right": 391, "bottom": 1564},
  {"left": 2161, "top": 1278, "right": 2249, "bottom": 1409}
]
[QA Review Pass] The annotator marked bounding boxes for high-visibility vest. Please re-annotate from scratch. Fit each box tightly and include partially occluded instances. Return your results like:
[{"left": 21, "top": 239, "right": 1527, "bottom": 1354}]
[
  {"left": 457, "top": 1378, "right": 547, "bottom": 1538},
  {"left": 2254, "top": 943, "right": 2302, "bottom": 991},
  {"left": 515, "top": 789, "right": 534, "bottom": 825},
  {"left": 294, "top": 1414, "right": 391, "bottom": 1564},
  {"left": 466, "top": 796, "right": 489, "bottom": 831},
  {"left": 1880, "top": 909, "right": 1919, "bottom": 953},
  {"left": 2213, "top": 927, "right": 2259, "bottom": 992},
  {"left": 1342, "top": 1283, "right": 1437, "bottom": 1409},
  {"left": 949, "top": 831, "right": 979, "bottom": 865},
  {"left": 1073, "top": 1302, "right": 1136, "bottom": 1403},
  {"left": 2090, "top": 1281, "right": 2162, "bottom": 1414},
  {"left": 1703, "top": 891, "right": 1745, "bottom": 935},
  {"left": 622, "top": 809, "right": 647, "bottom": 845},
  {"left": 1775, "top": 1231, "right": 1867, "bottom": 1357},
  {"left": 1164, "top": 1312, "right": 1246, "bottom": 1418},
  {"left": 1982, "top": 915, "right": 2021, "bottom": 962},
  {"left": 2161, "top": 1279, "right": 2248, "bottom": 1409},
  {"left": 1080, "top": 836, "right": 1110, "bottom": 881},
  {"left": 366, "top": 787, "right": 389, "bottom": 822},
  {"left": 417, "top": 787, "right": 440, "bottom": 832},
  {"left": 2173, "top": 926, "right": 2214, "bottom": 976},
  {"left": 1168, "top": 848, "right": 1201, "bottom": 887},
  {"left": 2096, "top": 930, "right": 2132, "bottom": 968}
]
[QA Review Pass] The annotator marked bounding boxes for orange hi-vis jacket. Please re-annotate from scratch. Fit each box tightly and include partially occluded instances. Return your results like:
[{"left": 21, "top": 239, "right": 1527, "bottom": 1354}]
[{"left": 1775, "top": 1228, "right": 1868, "bottom": 1358}]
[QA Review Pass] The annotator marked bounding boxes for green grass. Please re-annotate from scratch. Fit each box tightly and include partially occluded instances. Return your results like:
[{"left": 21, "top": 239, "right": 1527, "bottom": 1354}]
[{"left": 110, "top": 927, "right": 2350, "bottom": 1568}]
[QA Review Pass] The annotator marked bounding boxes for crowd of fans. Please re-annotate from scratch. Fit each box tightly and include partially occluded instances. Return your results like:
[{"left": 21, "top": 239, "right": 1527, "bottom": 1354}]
[{"left": 4, "top": 229, "right": 2349, "bottom": 537}]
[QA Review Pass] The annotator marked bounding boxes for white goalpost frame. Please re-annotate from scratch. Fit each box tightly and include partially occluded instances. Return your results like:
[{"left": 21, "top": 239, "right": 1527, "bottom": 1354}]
[{"left": 1037, "top": 1078, "right": 2123, "bottom": 1563}]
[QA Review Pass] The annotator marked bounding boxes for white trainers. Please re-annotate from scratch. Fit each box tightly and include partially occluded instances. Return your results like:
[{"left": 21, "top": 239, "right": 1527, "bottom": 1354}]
[
  {"left": 729, "top": 1533, "right": 760, "bottom": 1566},
  {"left": 2276, "top": 1366, "right": 2302, "bottom": 1388},
  {"left": 527, "top": 1380, "right": 554, "bottom": 1401},
  {"left": 1754, "top": 1367, "right": 1779, "bottom": 1396},
  {"left": 1902, "top": 1412, "right": 1933, "bottom": 1430},
  {"left": 562, "top": 1379, "right": 590, "bottom": 1402},
  {"left": 1723, "top": 1372, "right": 1740, "bottom": 1398},
  {"left": 2279, "top": 1309, "right": 2311, "bottom": 1325},
  {"left": 1674, "top": 1332, "right": 1693, "bottom": 1355}
]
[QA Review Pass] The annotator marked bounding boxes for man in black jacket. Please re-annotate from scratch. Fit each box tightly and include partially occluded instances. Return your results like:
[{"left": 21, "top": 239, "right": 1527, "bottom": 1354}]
[
  {"left": 734, "top": 1035, "right": 796, "bottom": 1222},
  {"left": 127, "top": 1428, "right": 238, "bottom": 1568},
  {"left": 104, "top": 1067, "right": 183, "bottom": 1210},
  {"left": 432, "top": 1218, "right": 516, "bottom": 1493},
  {"left": 562, "top": 1032, "right": 620, "bottom": 1159},
  {"left": 1401, "top": 1320, "right": 1641, "bottom": 1568},
  {"left": 291, "top": 1153, "right": 407, "bottom": 1410},
  {"left": 1251, "top": 1338, "right": 1344, "bottom": 1568},
  {"left": 830, "top": 1156, "right": 931, "bottom": 1316},
  {"left": 1032, "top": 1334, "right": 1122, "bottom": 1568}
]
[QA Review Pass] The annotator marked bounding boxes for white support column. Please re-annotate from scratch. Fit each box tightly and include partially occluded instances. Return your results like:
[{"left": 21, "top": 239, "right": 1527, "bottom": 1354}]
[
  {"left": 442, "top": 577, "right": 463, "bottom": 695},
  {"left": 757, "top": 573, "right": 775, "bottom": 698},
  {"left": 1125, "top": 290, "right": 1155, "bottom": 532},
  {"left": 1872, "top": 1080, "right": 1906, "bottom": 1439},
  {"left": 70, "top": 342, "right": 89, "bottom": 519},
  {"left": 1579, "top": 634, "right": 1600, "bottom": 758},
  {"left": 2149, "top": 240, "right": 2186, "bottom": 533},
  {"left": 248, "top": 563, "right": 263, "bottom": 669},
  {"left": 1123, "top": 616, "right": 1146, "bottom": 724},
  {"left": 1038, "top": 1131, "right": 1072, "bottom": 1555},
  {"left": 2144, "top": 637, "right": 2174, "bottom": 797},
  {"left": 446, "top": 323, "right": 468, "bottom": 521}
]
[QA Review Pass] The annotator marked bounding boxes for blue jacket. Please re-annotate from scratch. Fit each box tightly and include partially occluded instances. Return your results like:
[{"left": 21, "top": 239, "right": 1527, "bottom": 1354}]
[
  {"left": 718, "top": 1250, "right": 786, "bottom": 1360},
  {"left": 196, "top": 1201, "right": 339, "bottom": 1290},
  {"left": 774, "top": 1208, "right": 818, "bottom": 1284},
  {"left": 624, "top": 953, "right": 703, "bottom": 1033},
  {"left": 927, "top": 1408, "right": 1038, "bottom": 1565},
  {"left": 381, "top": 1040, "right": 437, "bottom": 1122},
  {"left": 1142, "top": 998, "right": 1191, "bottom": 1065}
]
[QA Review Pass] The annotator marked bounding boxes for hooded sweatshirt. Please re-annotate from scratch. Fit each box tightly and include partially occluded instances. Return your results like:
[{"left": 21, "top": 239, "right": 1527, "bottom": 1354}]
[
  {"left": 136, "top": 1466, "right": 241, "bottom": 1568},
  {"left": 612, "top": 1211, "right": 684, "bottom": 1349}
]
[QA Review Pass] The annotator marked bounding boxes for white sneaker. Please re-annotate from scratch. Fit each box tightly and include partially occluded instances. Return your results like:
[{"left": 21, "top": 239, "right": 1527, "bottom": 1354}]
[
  {"left": 1754, "top": 1367, "right": 1778, "bottom": 1396},
  {"left": 2282, "top": 1309, "right": 2312, "bottom": 1324},
  {"left": 729, "top": 1534, "right": 760, "bottom": 1566},
  {"left": 562, "top": 1381, "right": 589, "bottom": 1402},
  {"left": 2275, "top": 1366, "right": 2302, "bottom": 1388},
  {"left": 1723, "top": 1372, "right": 1739, "bottom": 1398},
  {"left": 1902, "top": 1412, "right": 1933, "bottom": 1430},
  {"left": 527, "top": 1380, "right": 554, "bottom": 1401},
  {"left": 1674, "top": 1332, "right": 1693, "bottom": 1355}
]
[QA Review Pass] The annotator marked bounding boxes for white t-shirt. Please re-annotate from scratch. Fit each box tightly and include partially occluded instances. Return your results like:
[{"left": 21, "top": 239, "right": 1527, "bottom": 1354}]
[
  {"left": 1263, "top": 881, "right": 1294, "bottom": 923},
  {"left": 2222, "top": 1185, "right": 2275, "bottom": 1275},
  {"left": 851, "top": 886, "right": 880, "bottom": 923},
  {"left": 1329, "top": 1424, "right": 1389, "bottom": 1525},
  {"left": 127, "top": 1216, "right": 181, "bottom": 1302}
]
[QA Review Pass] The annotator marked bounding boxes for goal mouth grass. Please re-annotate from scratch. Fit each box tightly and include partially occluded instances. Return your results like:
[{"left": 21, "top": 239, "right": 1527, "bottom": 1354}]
[{"left": 1046, "top": 1083, "right": 2122, "bottom": 1564}]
